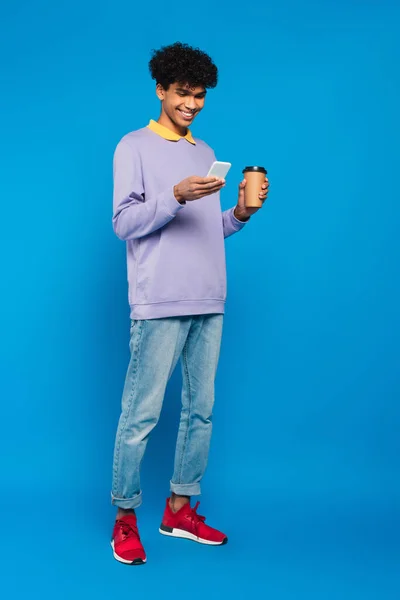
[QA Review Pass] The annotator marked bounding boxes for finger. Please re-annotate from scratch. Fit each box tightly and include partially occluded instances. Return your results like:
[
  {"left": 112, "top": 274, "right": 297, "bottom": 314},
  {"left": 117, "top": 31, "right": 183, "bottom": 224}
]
[
  {"left": 207, "top": 178, "right": 225, "bottom": 188},
  {"left": 237, "top": 180, "right": 246, "bottom": 208},
  {"left": 200, "top": 185, "right": 226, "bottom": 198},
  {"left": 207, "top": 181, "right": 226, "bottom": 191},
  {"left": 238, "top": 181, "right": 246, "bottom": 199},
  {"left": 195, "top": 187, "right": 224, "bottom": 199},
  {"left": 191, "top": 176, "right": 219, "bottom": 186},
  {"left": 197, "top": 180, "right": 225, "bottom": 191},
  {"left": 201, "top": 176, "right": 222, "bottom": 184}
]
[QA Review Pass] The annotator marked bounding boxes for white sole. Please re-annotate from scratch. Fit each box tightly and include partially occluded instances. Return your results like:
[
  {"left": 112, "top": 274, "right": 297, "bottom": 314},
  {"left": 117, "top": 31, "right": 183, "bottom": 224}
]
[
  {"left": 159, "top": 527, "right": 227, "bottom": 546},
  {"left": 110, "top": 540, "right": 147, "bottom": 564}
]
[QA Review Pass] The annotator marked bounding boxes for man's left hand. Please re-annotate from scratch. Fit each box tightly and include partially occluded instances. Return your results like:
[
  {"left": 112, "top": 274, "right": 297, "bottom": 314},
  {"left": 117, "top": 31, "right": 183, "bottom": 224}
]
[{"left": 233, "top": 177, "right": 270, "bottom": 222}]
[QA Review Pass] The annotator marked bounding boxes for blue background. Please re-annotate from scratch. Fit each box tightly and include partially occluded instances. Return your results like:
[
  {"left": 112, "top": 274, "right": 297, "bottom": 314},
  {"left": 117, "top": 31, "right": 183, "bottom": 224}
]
[{"left": 1, "top": 0, "right": 399, "bottom": 597}]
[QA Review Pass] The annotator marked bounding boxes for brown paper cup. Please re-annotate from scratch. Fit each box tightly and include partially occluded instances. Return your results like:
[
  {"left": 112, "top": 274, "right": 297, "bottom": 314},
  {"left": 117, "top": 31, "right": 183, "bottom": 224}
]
[{"left": 243, "top": 166, "right": 267, "bottom": 210}]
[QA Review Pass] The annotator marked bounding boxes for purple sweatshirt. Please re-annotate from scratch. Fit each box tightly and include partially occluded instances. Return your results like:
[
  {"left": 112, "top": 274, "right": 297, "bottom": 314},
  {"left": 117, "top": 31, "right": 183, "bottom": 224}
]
[{"left": 112, "top": 125, "right": 246, "bottom": 319}]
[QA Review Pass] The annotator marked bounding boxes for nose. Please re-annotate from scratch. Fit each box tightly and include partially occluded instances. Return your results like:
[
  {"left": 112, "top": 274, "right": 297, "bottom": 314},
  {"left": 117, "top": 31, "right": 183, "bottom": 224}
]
[{"left": 184, "top": 97, "right": 196, "bottom": 111}]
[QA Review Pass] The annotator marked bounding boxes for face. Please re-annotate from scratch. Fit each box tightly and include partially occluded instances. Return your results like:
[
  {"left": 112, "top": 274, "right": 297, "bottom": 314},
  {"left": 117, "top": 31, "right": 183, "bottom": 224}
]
[{"left": 156, "top": 82, "right": 207, "bottom": 131}]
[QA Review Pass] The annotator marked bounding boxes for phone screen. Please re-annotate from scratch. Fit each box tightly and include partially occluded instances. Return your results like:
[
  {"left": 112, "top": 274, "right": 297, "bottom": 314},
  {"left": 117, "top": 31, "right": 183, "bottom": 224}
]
[{"left": 207, "top": 161, "right": 231, "bottom": 179}]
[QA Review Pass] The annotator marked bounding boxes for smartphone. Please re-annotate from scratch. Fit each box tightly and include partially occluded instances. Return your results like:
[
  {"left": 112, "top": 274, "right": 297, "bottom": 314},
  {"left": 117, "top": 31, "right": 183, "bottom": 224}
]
[{"left": 207, "top": 161, "right": 231, "bottom": 179}]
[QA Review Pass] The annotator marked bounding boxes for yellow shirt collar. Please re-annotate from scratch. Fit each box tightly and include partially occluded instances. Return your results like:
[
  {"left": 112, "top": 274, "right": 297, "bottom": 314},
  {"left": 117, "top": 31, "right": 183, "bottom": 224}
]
[{"left": 147, "top": 119, "right": 196, "bottom": 145}]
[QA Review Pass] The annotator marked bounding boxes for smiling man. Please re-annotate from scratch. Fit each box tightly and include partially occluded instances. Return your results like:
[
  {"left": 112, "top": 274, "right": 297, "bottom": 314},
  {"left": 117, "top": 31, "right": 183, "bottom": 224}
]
[{"left": 110, "top": 42, "right": 269, "bottom": 565}]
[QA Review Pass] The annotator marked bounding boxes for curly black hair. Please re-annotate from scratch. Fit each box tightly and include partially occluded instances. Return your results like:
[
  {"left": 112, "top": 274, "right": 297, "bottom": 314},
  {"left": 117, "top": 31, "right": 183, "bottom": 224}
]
[{"left": 149, "top": 42, "right": 218, "bottom": 90}]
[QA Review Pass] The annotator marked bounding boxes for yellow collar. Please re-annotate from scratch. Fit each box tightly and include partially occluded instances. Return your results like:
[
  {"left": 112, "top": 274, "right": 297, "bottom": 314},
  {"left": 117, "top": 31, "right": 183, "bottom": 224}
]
[{"left": 147, "top": 119, "right": 196, "bottom": 145}]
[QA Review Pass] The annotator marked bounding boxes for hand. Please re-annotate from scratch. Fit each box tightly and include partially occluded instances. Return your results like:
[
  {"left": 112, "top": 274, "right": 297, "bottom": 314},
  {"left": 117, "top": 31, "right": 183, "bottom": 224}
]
[
  {"left": 174, "top": 176, "right": 225, "bottom": 203},
  {"left": 234, "top": 177, "right": 270, "bottom": 221}
]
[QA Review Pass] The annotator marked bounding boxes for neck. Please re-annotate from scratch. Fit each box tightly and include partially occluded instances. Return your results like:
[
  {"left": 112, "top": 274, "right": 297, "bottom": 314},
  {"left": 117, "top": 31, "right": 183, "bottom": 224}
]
[{"left": 157, "top": 111, "right": 187, "bottom": 137}]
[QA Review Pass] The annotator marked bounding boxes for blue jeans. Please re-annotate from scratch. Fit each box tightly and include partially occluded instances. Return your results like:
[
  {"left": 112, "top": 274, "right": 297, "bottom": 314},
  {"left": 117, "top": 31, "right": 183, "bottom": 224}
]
[{"left": 111, "top": 314, "right": 223, "bottom": 509}]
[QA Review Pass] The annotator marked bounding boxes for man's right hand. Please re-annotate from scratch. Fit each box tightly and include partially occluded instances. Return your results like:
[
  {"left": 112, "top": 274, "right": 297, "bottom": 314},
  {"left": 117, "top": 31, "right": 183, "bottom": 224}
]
[{"left": 174, "top": 176, "right": 225, "bottom": 204}]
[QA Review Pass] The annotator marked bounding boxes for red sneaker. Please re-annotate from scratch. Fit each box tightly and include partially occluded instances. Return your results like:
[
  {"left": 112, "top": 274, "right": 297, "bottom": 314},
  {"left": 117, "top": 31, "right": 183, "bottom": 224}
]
[
  {"left": 159, "top": 499, "right": 228, "bottom": 546},
  {"left": 111, "top": 513, "right": 147, "bottom": 565}
]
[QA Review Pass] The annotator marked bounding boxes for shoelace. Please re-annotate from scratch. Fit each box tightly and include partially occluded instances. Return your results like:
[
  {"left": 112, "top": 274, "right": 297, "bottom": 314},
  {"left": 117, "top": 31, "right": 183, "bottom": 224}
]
[
  {"left": 188, "top": 502, "right": 206, "bottom": 534},
  {"left": 118, "top": 519, "right": 140, "bottom": 541}
]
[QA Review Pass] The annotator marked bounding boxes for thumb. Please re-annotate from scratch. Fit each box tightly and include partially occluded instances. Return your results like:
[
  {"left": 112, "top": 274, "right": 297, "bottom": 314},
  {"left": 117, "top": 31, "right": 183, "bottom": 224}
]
[{"left": 238, "top": 179, "right": 246, "bottom": 205}]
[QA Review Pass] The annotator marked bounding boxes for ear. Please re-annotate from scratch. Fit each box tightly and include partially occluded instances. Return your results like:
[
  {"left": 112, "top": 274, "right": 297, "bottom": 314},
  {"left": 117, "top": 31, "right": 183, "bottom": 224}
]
[{"left": 156, "top": 84, "right": 165, "bottom": 101}]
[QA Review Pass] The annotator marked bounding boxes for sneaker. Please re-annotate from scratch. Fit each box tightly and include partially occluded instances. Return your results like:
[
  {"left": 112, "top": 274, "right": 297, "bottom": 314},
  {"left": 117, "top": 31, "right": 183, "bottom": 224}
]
[
  {"left": 159, "top": 499, "right": 228, "bottom": 546},
  {"left": 111, "top": 513, "right": 147, "bottom": 565}
]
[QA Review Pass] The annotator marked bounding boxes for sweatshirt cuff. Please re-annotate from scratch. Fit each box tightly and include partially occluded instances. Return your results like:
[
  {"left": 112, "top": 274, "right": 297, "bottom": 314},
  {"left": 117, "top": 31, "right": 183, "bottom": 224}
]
[
  {"left": 163, "top": 187, "right": 186, "bottom": 217},
  {"left": 230, "top": 207, "right": 248, "bottom": 230}
]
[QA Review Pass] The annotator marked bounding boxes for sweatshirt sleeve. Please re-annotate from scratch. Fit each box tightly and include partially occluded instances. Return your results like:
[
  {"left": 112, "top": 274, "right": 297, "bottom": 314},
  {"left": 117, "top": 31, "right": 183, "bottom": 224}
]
[
  {"left": 112, "top": 139, "right": 185, "bottom": 241},
  {"left": 222, "top": 207, "right": 248, "bottom": 239}
]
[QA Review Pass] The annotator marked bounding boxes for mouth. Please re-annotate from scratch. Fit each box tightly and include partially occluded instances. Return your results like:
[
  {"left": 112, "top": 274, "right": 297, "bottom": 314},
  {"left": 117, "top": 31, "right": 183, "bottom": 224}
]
[{"left": 177, "top": 109, "right": 196, "bottom": 121}]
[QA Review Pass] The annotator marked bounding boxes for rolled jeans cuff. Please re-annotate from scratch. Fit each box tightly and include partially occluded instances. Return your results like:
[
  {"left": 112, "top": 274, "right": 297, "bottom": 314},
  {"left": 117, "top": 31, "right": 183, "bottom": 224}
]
[
  {"left": 111, "top": 491, "right": 143, "bottom": 509},
  {"left": 170, "top": 481, "right": 201, "bottom": 497}
]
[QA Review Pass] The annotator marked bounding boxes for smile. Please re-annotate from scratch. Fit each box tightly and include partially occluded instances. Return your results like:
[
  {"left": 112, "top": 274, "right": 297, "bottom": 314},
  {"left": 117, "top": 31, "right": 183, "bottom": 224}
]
[{"left": 178, "top": 109, "right": 195, "bottom": 119}]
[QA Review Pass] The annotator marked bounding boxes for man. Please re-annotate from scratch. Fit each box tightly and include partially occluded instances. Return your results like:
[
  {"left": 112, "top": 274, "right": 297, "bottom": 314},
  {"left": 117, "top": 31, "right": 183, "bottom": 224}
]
[{"left": 111, "top": 42, "right": 269, "bottom": 565}]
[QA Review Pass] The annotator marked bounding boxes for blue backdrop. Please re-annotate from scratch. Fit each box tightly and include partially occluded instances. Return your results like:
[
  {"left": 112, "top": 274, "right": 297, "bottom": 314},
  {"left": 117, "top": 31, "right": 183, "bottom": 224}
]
[{"left": 1, "top": 0, "right": 399, "bottom": 598}]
